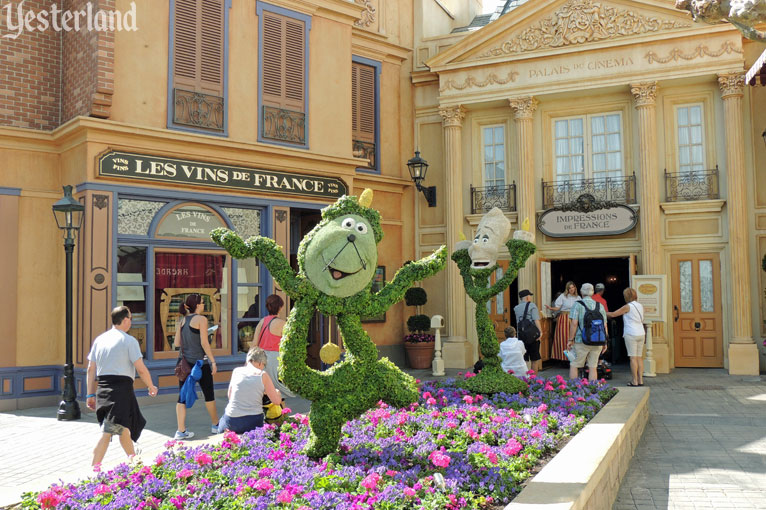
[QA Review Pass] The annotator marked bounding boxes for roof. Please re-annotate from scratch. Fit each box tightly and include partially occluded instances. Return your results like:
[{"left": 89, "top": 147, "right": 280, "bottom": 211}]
[{"left": 451, "top": 0, "right": 529, "bottom": 33}]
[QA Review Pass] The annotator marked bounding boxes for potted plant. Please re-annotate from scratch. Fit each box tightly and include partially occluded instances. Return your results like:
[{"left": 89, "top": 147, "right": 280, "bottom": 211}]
[{"left": 403, "top": 287, "right": 435, "bottom": 369}]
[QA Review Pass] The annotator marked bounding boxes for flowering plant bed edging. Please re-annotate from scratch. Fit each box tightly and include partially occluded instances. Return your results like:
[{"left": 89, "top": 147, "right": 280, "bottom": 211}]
[{"left": 22, "top": 373, "right": 617, "bottom": 510}]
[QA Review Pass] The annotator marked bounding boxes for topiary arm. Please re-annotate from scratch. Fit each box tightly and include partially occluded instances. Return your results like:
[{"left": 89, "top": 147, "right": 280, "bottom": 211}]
[
  {"left": 366, "top": 245, "right": 447, "bottom": 316},
  {"left": 451, "top": 248, "right": 478, "bottom": 298},
  {"left": 211, "top": 228, "right": 306, "bottom": 299},
  {"left": 485, "top": 239, "right": 536, "bottom": 297},
  {"left": 279, "top": 297, "right": 325, "bottom": 400}
]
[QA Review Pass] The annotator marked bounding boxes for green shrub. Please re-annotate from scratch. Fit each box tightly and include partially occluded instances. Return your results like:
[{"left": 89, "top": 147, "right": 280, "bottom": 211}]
[
  {"left": 404, "top": 287, "right": 428, "bottom": 306},
  {"left": 407, "top": 314, "right": 431, "bottom": 333}
]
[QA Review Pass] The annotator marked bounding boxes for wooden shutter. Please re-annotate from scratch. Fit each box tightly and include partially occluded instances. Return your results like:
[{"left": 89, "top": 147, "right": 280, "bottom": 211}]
[
  {"left": 262, "top": 11, "right": 305, "bottom": 112},
  {"left": 352, "top": 62, "right": 375, "bottom": 143},
  {"left": 173, "top": 0, "right": 224, "bottom": 96}
]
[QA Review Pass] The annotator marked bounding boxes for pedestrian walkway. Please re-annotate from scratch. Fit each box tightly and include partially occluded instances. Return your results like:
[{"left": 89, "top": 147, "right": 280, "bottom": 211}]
[{"left": 613, "top": 368, "right": 766, "bottom": 510}]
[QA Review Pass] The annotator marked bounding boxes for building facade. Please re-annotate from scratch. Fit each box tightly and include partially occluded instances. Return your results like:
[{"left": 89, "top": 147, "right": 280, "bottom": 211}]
[
  {"left": 0, "top": 0, "right": 420, "bottom": 410},
  {"left": 413, "top": 0, "right": 766, "bottom": 375}
]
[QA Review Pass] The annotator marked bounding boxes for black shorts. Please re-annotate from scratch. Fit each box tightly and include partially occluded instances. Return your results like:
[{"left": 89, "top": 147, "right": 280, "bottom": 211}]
[
  {"left": 177, "top": 362, "right": 216, "bottom": 402},
  {"left": 523, "top": 339, "right": 541, "bottom": 362}
]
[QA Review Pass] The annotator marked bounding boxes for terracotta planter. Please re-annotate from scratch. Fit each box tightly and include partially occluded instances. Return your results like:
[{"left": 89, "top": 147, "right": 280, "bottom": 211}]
[{"left": 404, "top": 341, "right": 435, "bottom": 369}]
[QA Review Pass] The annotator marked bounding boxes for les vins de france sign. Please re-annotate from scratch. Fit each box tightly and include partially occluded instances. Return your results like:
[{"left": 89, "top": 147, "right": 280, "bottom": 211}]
[{"left": 98, "top": 150, "right": 348, "bottom": 200}]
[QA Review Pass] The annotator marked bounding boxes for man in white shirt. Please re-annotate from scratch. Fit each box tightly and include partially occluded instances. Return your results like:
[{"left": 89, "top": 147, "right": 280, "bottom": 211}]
[
  {"left": 86, "top": 306, "right": 158, "bottom": 466},
  {"left": 498, "top": 326, "right": 528, "bottom": 377}
]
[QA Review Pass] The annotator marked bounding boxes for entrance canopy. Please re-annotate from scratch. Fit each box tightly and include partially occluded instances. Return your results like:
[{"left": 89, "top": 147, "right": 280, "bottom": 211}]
[{"left": 746, "top": 48, "right": 766, "bottom": 86}]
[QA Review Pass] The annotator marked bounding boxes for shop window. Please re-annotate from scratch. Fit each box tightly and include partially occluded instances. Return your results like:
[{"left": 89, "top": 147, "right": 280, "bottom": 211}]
[
  {"left": 676, "top": 104, "right": 705, "bottom": 174},
  {"left": 554, "top": 112, "right": 623, "bottom": 182},
  {"left": 117, "top": 246, "right": 149, "bottom": 356},
  {"left": 221, "top": 207, "right": 261, "bottom": 240},
  {"left": 156, "top": 204, "right": 226, "bottom": 240},
  {"left": 257, "top": 2, "right": 310, "bottom": 147},
  {"left": 118, "top": 199, "right": 166, "bottom": 235},
  {"left": 169, "top": 0, "right": 228, "bottom": 134}
]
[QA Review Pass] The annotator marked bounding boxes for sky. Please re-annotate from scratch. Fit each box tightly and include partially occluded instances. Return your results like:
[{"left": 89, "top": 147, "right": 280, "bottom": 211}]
[{"left": 482, "top": 0, "right": 507, "bottom": 13}]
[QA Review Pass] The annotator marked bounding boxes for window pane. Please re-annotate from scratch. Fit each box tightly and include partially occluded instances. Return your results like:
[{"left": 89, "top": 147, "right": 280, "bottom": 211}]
[
  {"left": 494, "top": 126, "right": 504, "bottom": 145},
  {"left": 128, "top": 325, "right": 147, "bottom": 358},
  {"left": 570, "top": 118, "right": 583, "bottom": 136},
  {"left": 118, "top": 285, "right": 146, "bottom": 320},
  {"left": 592, "top": 134, "right": 605, "bottom": 153},
  {"left": 494, "top": 146, "right": 504, "bottom": 163},
  {"left": 483, "top": 127, "right": 493, "bottom": 141},
  {"left": 679, "top": 127, "right": 689, "bottom": 145},
  {"left": 593, "top": 153, "right": 606, "bottom": 172},
  {"left": 556, "top": 157, "right": 569, "bottom": 174},
  {"left": 691, "top": 145, "right": 704, "bottom": 165},
  {"left": 572, "top": 136, "right": 584, "bottom": 154},
  {"left": 690, "top": 105, "right": 702, "bottom": 124},
  {"left": 573, "top": 155, "right": 584, "bottom": 173},
  {"left": 606, "top": 114, "right": 620, "bottom": 132},
  {"left": 484, "top": 146, "right": 493, "bottom": 162},
  {"left": 680, "top": 148, "right": 690, "bottom": 165},
  {"left": 680, "top": 261, "right": 693, "bottom": 313},
  {"left": 690, "top": 126, "right": 702, "bottom": 145},
  {"left": 607, "top": 152, "right": 621, "bottom": 170},
  {"left": 118, "top": 246, "right": 147, "bottom": 281},
  {"left": 678, "top": 106, "right": 688, "bottom": 125},
  {"left": 556, "top": 139, "right": 570, "bottom": 156},
  {"left": 237, "top": 257, "right": 260, "bottom": 284},
  {"left": 222, "top": 207, "right": 261, "bottom": 241},
  {"left": 591, "top": 116, "right": 605, "bottom": 134},
  {"left": 555, "top": 120, "right": 568, "bottom": 138},
  {"left": 156, "top": 205, "right": 226, "bottom": 239},
  {"left": 607, "top": 133, "right": 621, "bottom": 151},
  {"left": 699, "top": 260, "right": 713, "bottom": 312},
  {"left": 118, "top": 199, "right": 165, "bottom": 235}
]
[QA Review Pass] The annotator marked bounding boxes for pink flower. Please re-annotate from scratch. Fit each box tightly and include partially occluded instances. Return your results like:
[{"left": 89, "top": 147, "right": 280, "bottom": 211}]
[
  {"left": 426, "top": 397, "right": 436, "bottom": 405},
  {"left": 503, "top": 438, "right": 523, "bottom": 456},
  {"left": 462, "top": 395, "right": 474, "bottom": 404},
  {"left": 223, "top": 430, "right": 241, "bottom": 445},
  {"left": 403, "top": 487, "right": 416, "bottom": 497},
  {"left": 429, "top": 449, "right": 451, "bottom": 468},
  {"left": 176, "top": 469, "right": 194, "bottom": 479},
  {"left": 194, "top": 452, "right": 213, "bottom": 465},
  {"left": 487, "top": 452, "right": 498, "bottom": 464},
  {"left": 92, "top": 463, "right": 102, "bottom": 473},
  {"left": 276, "top": 490, "right": 293, "bottom": 503},
  {"left": 360, "top": 472, "right": 381, "bottom": 490},
  {"left": 464, "top": 372, "right": 476, "bottom": 378},
  {"left": 537, "top": 403, "right": 548, "bottom": 413},
  {"left": 422, "top": 391, "right": 432, "bottom": 399},
  {"left": 531, "top": 430, "right": 542, "bottom": 438},
  {"left": 282, "top": 407, "right": 292, "bottom": 415},
  {"left": 250, "top": 477, "right": 274, "bottom": 491},
  {"left": 170, "top": 496, "right": 186, "bottom": 509},
  {"left": 385, "top": 469, "right": 398, "bottom": 477}
]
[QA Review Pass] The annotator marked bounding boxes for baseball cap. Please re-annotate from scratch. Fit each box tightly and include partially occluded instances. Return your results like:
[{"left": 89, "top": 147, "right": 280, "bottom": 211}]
[
  {"left": 595, "top": 283, "right": 605, "bottom": 292},
  {"left": 518, "top": 289, "right": 533, "bottom": 298}
]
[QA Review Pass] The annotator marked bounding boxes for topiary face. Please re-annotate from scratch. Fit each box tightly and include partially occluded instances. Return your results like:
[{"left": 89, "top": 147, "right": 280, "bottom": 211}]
[{"left": 304, "top": 214, "right": 378, "bottom": 297}]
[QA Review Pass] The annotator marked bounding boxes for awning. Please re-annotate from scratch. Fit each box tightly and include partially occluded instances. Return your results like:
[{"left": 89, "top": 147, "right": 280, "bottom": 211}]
[{"left": 746, "top": 48, "right": 766, "bottom": 86}]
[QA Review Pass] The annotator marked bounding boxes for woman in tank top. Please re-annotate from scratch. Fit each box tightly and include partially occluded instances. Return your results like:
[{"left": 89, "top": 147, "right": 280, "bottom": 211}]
[
  {"left": 172, "top": 293, "right": 219, "bottom": 440},
  {"left": 218, "top": 346, "right": 282, "bottom": 434},
  {"left": 251, "top": 294, "right": 295, "bottom": 397},
  {"left": 607, "top": 287, "right": 645, "bottom": 387}
]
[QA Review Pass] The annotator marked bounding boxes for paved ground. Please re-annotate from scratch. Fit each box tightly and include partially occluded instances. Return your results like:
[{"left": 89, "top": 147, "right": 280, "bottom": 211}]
[
  {"left": 613, "top": 368, "right": 766, "bottom": 510},
  {"left": 2, "top": 364, "right": 765, "bottom": 509}
]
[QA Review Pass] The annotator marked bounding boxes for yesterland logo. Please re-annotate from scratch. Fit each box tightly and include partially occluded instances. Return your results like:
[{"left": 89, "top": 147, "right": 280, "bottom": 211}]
[{"left": 1, "top": 0, "right": 137, "bottom": 40}]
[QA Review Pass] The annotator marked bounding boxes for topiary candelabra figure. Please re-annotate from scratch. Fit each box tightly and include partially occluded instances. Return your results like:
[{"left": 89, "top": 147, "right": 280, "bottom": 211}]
[
  {"left": 211, "top": 190, "right": 446, "bottom": 458},
  {"left": 452, "top": 208, "right": 536, "bottom": 395}
]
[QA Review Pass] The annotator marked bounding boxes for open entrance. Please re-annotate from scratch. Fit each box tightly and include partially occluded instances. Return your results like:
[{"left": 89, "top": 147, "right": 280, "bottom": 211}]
[{"left": 547, "top": 256, "right": 632, "bottom": 364}]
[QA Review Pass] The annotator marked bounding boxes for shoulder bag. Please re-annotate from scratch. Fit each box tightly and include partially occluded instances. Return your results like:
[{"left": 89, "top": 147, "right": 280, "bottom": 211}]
[{"left": 174, "top": 317, "right": 193, "bottom": 382}]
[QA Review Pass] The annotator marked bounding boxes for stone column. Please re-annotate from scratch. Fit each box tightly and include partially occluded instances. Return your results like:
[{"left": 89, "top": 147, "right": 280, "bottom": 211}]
[
  {"left": 508, "top": 96, "right": 539, "bottom": 293},
  {"left": 630, "top": 82, "right": 663, "bottom": 374},
  {"left": 718, "top": 72, "right": 758, "bottom": 375},
  {"left": 438, "top": 105, "right": 473, "bottom": 366}
]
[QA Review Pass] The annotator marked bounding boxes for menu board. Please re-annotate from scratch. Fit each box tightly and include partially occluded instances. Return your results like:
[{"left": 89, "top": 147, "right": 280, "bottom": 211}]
[{"left": 630, "top": 274, "right": 666, "bottom": 323}]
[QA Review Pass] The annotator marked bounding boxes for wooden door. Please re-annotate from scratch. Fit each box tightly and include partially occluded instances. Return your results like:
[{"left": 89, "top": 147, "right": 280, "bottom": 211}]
[
  {"left": 537, "top": 258, "right": 552, "bottom": 361},
  {"left": 671, "top": 253, "right": 723, "bottom": 367},
  {"left": 488, "top": 261, "right": 511, "bottom": 341}
]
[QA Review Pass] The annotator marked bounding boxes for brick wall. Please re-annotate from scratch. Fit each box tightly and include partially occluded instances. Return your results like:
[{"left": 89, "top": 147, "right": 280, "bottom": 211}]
[
  {"left": 0, "top": 0, "right": 62, "bottom": 130},
  {"left": 0, "top": 0, "right": 116, "bottom": 131}
]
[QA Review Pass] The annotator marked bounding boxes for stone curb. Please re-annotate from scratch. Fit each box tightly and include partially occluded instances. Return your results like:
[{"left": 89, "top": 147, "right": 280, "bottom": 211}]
[{"left": 506, "top": 387, "right": 650, "bottom": 510}]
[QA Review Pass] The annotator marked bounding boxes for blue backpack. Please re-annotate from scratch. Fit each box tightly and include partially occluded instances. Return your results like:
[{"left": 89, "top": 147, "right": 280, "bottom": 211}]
[{"left": 577, "top": 300, "right": 606, "bottom": 346}]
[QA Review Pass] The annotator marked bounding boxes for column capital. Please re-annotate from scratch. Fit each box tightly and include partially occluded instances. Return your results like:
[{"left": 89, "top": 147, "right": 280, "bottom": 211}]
[
  {"left": 717, "top": 72, "right": 745, "bottom": 99},
  {"left": 508, "top": 96, "right": 539, "bottom": 119},
  {"left": 439, "top": 105, "right": 466, "bottom": 127},
  {"left": 630, "top": 82, "right": 658, "bottom": 107}
]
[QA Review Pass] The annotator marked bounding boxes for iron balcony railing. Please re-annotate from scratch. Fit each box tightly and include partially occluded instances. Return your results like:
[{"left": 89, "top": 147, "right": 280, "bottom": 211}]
[
  {"left": 542, "top": 173, "right": 636, "bottom": 209},
  {"left": 664, "top": 166, "right": 719, "bottom": 202},
  {"left": 173, "top": 88, "right": 224, "bottom": 132},
  {"left": 261, "top": 106, "right": 306, "bottom": 145},
  {"left": 470, "top": 183, "right": 517, "bottom": 214},
  {"left": 352, "top": 140, "right": 376, "bottom": 170}
]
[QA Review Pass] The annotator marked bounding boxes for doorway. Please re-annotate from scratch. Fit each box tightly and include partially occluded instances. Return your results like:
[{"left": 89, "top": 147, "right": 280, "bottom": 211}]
[
  {"left": 487, "top": 261, "right": 519, "bottom": 340},
  {"left": 670, "top": 253, "right": 723, "bottom": 367}
]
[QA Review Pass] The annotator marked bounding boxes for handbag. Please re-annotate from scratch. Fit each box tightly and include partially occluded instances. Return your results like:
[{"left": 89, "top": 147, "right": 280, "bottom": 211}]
[{"left": 174, "top": 318, "right": 193, "bottom": 382}]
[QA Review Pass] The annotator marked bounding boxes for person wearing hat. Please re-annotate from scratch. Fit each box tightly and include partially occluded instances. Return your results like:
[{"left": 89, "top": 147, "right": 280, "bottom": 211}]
[
  {"left": 513, "top": 289, "right": 542, "bottom": 372},
  {"left": 593, "top": 283, "right": 609, "bottom": 313}
]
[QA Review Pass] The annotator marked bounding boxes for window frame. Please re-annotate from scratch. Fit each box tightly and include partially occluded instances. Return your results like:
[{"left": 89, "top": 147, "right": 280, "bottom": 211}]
[
  {"left": 256, "top": 2, "right": 311, "bottom": 149},
  {"left": 552, "top": 111, "right": 625, "bottom": 182},
  {"left": 480, "top": 123, "right": 507, "bottom": 188},
  {"left": 352, "top": 56, "right": 381, "bottom": 174},
  {"left": 167, "top": 0, "right": 232, "bottom": 137},
  {"left": 674, "top": 102, "right": 706, "bottom": 174}
]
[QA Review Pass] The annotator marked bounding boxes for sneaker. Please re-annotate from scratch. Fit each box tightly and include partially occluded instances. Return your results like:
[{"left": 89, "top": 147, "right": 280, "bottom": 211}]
[
  {"left": 211, "top": 424, "right": 219, "bottom": 434},
  {"left": 174, "top": 430, "right": 195, "bottom": 440}
]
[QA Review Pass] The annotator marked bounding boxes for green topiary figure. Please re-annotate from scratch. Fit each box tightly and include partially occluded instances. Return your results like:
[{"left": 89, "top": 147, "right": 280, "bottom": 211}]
[
  {"left": 452, "top": 208, "right": 536, "bottom": 395},
  {"left": 211, "top": 189, "right": 446, "bottom": 458}
]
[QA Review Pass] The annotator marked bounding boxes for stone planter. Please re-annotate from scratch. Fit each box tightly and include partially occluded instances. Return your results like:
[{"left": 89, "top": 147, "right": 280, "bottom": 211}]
[{"left": 404, "top": 341, "right": 435, "bottom": 369}]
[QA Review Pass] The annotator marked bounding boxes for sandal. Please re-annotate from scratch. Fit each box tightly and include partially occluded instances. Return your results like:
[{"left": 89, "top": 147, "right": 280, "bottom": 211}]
[{"left": 627, "top": 382, "right": 640, "bottom": 387}]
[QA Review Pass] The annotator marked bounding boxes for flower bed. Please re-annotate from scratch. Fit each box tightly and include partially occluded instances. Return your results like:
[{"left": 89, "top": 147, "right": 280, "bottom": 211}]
[{"left": 23, "top": 373, "right": 616, "bottom": 510}]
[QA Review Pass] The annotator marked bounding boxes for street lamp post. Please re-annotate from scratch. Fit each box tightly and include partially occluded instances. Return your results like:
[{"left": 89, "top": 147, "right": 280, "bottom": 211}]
[{"left": 52, "top": 185, "right": 84, "bottom": 421}]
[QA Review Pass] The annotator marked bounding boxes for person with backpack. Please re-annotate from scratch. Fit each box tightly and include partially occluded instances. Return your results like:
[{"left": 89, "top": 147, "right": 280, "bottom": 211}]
[
  {"left": 567, "top": 283, "right": 608, "bottom": 381},
  {"left": 514, "top": 289, "right": 542, "bottom": 372},
  {"left": 607, "top": 287, "right": 645, "bottom": 387}
]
